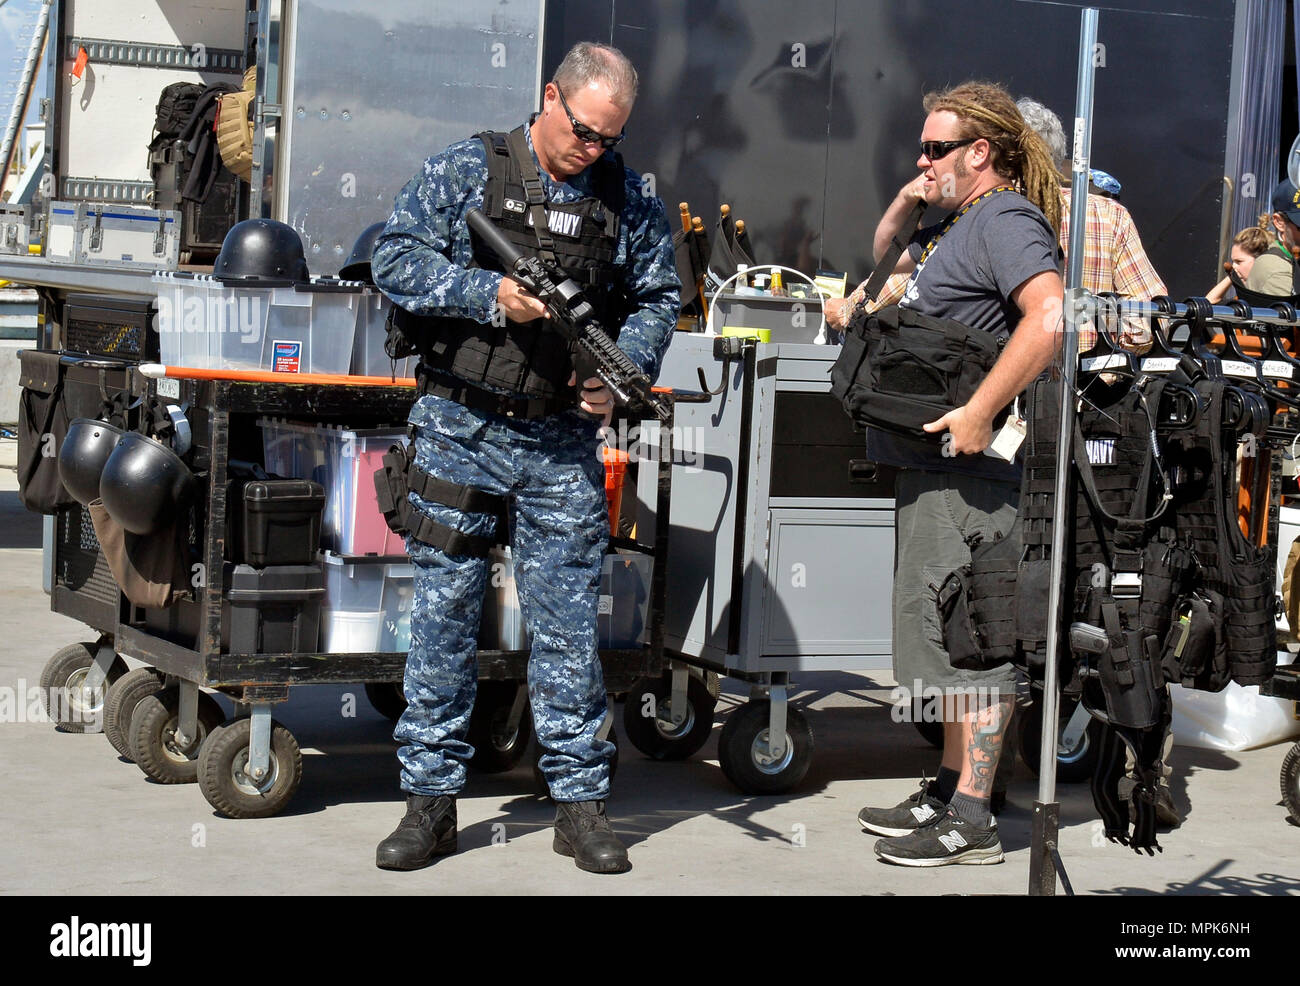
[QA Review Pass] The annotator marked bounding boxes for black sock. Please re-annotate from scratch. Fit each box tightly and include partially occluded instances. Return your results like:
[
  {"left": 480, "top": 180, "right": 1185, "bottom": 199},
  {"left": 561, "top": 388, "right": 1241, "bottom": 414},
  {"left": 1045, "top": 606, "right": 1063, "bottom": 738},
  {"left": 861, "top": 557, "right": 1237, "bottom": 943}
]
[
  {"left": 950, "top": 791, "right": 992, "bottom": 829},
  {"left": 934, "top": 767, "right": 959, "bottom": 802}
]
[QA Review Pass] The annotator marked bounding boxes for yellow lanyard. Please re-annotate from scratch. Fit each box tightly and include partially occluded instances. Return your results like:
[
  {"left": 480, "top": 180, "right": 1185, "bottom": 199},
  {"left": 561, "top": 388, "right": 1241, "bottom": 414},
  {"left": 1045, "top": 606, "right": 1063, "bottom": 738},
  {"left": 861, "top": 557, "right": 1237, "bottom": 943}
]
[{"left": 916, "top": 185, "right": 1016, "bottom": 264}]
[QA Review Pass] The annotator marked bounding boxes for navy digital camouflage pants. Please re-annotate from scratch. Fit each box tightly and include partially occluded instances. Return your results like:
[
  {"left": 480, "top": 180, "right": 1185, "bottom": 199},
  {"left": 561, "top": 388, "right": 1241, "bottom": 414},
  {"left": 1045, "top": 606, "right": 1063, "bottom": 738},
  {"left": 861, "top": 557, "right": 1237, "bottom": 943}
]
[{"left": 395, "top": 392, "right": 612, "bottom": 802}]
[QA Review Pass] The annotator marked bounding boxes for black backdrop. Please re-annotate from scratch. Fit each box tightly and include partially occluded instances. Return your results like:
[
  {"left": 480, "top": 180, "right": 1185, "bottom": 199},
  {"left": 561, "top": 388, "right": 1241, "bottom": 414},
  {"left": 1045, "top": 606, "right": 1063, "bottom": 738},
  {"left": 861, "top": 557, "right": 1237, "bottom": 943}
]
[{"left": 544, "top": 0, "right": 1236, "bottom": 300}]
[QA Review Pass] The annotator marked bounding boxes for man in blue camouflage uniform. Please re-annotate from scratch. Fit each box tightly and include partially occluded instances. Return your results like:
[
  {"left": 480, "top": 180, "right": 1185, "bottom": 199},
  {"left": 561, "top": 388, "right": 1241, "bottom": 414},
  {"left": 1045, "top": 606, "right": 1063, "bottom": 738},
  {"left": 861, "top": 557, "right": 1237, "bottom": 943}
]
[{"left": 371, "top": 41, "right": 678, "bottom": 874}]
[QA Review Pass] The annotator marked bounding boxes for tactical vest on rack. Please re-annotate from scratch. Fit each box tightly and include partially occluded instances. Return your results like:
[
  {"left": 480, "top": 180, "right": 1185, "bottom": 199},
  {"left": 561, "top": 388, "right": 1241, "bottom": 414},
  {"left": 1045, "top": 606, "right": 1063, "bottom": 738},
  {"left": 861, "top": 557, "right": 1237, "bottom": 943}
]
[
  {"left": 1015, "top": 376, "right": 1178, "bottom": 725},
  {"left": 960, "top": 369, "right": 1279, "bottom": 851},
  {"left": 1017, "top": 373, "right": 1276, "bottom": 706},
  {"left": 390, "top": 126, "right": 628, "bottom": 400},
  {"left": 1160, "top": 376, "right": 1276, "bottom": 689}
]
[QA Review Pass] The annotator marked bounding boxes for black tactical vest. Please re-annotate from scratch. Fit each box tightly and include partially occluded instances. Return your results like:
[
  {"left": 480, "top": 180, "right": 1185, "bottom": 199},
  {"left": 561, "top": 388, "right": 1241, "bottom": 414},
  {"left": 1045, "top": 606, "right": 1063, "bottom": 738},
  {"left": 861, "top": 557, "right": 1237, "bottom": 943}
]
[
  {"left": 988, "top": 370, "right": 1278, "bottom": 851},
  {"left": 392, "top": 125, "right": 628, "bottom": 399},
  {"left": 1160, "top": 376, "right": 1276, "bottom": 688},
  {"left": 1014, "top": 372, "right": 1276, "bottom": 707}
]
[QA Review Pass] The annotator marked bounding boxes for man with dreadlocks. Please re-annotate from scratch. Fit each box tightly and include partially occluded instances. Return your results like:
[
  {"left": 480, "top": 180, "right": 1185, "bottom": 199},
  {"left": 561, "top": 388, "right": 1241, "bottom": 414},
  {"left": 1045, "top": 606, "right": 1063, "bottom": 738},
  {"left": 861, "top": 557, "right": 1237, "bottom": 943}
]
[{"left": 857, "top": 81, "right": 1064, "bottom": 866}]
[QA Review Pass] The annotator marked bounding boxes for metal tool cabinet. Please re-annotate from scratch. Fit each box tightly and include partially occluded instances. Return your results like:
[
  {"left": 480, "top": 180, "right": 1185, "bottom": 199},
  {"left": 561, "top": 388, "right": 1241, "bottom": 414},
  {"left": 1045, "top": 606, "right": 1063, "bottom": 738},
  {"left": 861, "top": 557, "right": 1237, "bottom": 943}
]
[{"left": 628, "top": 332, "right": 897, "bottom": 792}]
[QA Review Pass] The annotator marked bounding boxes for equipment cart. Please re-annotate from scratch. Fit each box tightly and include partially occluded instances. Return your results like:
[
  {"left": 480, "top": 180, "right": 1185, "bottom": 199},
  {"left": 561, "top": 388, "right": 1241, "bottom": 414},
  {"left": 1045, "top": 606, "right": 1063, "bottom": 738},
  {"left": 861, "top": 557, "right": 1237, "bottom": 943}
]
[
  {"left": 625, "top": 329, "right": 899, "bottom": 793},
  {"left": 38, "top": 365, "right": 696, "bottom": 818}
]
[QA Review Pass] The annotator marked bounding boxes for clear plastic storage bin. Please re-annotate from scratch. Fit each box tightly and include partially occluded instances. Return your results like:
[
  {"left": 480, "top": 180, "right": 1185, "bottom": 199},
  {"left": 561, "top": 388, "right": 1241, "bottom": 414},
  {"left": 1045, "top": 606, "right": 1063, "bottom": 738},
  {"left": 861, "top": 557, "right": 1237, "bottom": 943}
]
[
  {"left": 480, "top": 546, "right": 529, "bottom": 651},
  {"left": 474, "top": 550, "right": 653, "bottom": 651},
  {"left": 380, "top": 562, "right": 415, "bottom": 652},
  {"left": 153, "top": 273, "right": 363, "bottom": 374},
  {"left": 599, "top": 554, "right": 654, "bottom": 648},
  {"left": 350, "top": 290, "right": 416, "bottom": 379},
  {"left": 260, "top": 418, "right": 408, "bottom": 554},
  {"left": 320, "top": 554, "right": 413, "bottom": 653}
]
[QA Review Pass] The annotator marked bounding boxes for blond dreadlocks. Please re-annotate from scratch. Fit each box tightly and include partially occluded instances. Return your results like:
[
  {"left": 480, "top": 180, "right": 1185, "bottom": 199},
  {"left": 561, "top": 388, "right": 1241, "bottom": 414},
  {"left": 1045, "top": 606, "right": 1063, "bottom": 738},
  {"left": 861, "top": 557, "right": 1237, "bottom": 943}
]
[{"left": 923, "top": 80, "right": 1062, "bottom": 236}]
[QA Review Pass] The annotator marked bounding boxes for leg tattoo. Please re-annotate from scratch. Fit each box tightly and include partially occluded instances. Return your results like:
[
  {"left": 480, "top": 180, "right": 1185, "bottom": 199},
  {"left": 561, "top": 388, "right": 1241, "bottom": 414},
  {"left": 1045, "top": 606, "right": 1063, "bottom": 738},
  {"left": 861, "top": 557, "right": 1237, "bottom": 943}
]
[{"left": 965, "top": 694, "right": 1013, "bottom": 798}]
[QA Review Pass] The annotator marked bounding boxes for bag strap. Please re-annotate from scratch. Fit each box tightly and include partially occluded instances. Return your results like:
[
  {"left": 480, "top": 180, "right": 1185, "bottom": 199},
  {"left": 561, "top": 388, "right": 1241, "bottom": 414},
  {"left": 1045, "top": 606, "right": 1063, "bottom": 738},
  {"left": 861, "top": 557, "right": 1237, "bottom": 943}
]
[
  {"left": 506, "top": 125, "right": 558, "bottom": 265},
  {"left": 857, "top": 200, "right": 925, "bottom": 308}
]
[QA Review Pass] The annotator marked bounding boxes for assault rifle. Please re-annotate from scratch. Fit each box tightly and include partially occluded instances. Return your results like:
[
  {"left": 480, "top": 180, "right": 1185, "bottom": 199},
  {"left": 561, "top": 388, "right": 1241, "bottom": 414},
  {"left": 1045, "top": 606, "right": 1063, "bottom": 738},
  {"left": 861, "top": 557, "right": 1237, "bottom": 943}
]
[{"left": 466, "top": 208, "right": 671, "bottom": 422}]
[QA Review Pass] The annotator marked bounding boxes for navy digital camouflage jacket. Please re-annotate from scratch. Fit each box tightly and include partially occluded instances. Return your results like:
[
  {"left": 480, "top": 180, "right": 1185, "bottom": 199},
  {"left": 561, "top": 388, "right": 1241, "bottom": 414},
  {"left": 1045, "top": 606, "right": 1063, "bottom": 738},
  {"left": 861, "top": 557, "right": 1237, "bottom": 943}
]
[{"left": 372, "top": 124, "right": 680, "bottom": 384}]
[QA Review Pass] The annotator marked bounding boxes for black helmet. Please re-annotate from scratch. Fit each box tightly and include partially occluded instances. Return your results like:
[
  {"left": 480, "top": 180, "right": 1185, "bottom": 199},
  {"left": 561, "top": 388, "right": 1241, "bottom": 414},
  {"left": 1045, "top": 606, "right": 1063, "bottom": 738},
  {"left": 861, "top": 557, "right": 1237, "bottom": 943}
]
[
  {"left": 213, "top": 218, "right": 310, "bottom": 285},
  {"left": 338, "top": 222, "right": 385, "bottom": 283},
  {"left": 58, "top": 419, "right": 126, "bottom": 505},
  {"left": 99, "top": 432, "right": 199, "bottom": 535}
]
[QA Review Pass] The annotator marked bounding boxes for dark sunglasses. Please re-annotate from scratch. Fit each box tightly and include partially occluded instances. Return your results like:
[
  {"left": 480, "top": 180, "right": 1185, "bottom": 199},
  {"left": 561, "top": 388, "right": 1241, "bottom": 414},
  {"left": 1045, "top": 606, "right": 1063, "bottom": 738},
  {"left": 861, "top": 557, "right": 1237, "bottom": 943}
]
[
  {"left": 919, "top": 137, "right": 976, "bottom": 161},
  {"left": 556, "top": 85, "right": 625, "bottom": 149}
]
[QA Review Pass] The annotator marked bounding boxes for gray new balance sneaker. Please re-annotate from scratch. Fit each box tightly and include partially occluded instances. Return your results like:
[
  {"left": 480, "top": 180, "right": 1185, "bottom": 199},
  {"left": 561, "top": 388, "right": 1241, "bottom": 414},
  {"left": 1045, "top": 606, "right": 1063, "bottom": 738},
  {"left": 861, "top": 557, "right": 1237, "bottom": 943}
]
[
  {"left": 858, "top": 779, "right": 947, "bottom": 837},
  {"left": 873, "top": 804, "right": 1004, "bottom": 867}
]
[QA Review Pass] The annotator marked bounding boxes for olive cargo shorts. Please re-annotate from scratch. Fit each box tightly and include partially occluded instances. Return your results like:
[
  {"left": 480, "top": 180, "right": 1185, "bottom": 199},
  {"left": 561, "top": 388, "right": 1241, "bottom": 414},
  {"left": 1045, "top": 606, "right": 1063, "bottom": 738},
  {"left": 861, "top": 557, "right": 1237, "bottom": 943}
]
[{"left": 891, "top": 468, "right": 1021, "bottom": 696}]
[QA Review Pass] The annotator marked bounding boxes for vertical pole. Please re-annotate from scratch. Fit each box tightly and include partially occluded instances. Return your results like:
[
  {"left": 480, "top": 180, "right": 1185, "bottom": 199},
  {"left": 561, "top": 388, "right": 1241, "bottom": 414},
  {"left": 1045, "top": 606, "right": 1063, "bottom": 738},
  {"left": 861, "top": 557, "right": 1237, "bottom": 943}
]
[
  {"left": 1029, "top": 5, "right": 1098, "bottom": 897},
  {"left": 252, "top": 0, "right": 285, "bottom": 220}
]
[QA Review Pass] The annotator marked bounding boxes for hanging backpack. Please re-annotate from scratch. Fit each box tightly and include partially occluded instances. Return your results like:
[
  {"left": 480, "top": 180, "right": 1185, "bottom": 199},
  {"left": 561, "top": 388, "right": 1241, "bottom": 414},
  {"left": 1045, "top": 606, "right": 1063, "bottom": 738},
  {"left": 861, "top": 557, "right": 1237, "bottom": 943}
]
[
  {"left": 149, "top": 83, "right": 204, "bottom": 153},
  {"left": 216, "top": 66, "right": 257, "bottom": 182}
]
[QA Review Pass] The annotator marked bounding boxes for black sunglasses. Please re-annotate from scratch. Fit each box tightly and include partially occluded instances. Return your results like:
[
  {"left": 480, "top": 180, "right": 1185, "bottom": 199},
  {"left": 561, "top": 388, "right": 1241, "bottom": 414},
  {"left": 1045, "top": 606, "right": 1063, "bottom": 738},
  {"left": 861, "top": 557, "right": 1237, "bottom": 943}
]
[
  {"left": 919, "top": 137, "right": 976, "bottom": 161},
  {"left": 555, "top": 85, "right": 625, "bottom": 149}
]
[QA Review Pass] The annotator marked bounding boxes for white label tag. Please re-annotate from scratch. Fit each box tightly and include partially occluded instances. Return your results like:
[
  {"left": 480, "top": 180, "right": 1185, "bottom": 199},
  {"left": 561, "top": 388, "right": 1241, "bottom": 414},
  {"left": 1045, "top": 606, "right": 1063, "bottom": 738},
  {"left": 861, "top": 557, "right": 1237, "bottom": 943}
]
[
  {"left": 156, "top": 377, "right": 180, "bottom": 399},
  {"left": 984, "top": 416, "right": 1026, "bottom": 462},
  {"left": 1264, "top": 360, "right": 1295, "bottom": 379},
  {"left": 597, "top": 595, "right": 613, "bottom": 616},
  {"left": 1141, "top": 357, "right": 1179, "bottom": 373},
  {"left": 1081, "top": 353, "right": 1128, "bottom": 372},
  {"left": 1221, "top": 360, "right": 1256, "bottom": 378}
]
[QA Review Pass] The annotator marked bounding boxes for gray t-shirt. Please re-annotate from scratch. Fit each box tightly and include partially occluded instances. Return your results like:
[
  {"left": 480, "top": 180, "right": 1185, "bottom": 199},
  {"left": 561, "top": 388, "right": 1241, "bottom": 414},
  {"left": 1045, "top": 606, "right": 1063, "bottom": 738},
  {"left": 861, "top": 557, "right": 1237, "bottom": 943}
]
[{"left": 867, "top": 190, "right": 1060, "bottom": 480}]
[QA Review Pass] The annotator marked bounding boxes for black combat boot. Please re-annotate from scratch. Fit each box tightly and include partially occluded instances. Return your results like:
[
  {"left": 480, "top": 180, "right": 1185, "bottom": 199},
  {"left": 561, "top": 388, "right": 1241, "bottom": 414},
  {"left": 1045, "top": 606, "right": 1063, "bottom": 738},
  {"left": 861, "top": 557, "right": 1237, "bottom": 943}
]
[
  {"left": 375, "top": 794, "right": 458, "bottom": 871},
  {"left": 553, "top": 800, "right": 631, "bottom": 874}
]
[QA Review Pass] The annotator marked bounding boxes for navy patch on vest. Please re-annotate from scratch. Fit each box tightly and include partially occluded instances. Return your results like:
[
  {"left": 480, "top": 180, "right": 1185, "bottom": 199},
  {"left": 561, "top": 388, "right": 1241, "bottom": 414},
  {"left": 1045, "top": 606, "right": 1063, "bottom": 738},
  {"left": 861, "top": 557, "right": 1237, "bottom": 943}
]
[
  {"left": 1085, "top": 438, "right": 1116, "bottom": 465},
  {"left": 525, "top": 208, "right": 583, "bottom": 239}
]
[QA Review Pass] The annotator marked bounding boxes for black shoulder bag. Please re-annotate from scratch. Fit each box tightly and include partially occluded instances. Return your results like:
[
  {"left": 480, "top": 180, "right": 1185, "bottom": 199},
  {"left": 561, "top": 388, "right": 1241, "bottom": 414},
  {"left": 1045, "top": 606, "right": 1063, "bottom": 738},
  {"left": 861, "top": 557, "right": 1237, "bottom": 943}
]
[{"left": 829, "top": 196, "right": 1012, "bottom": 440}]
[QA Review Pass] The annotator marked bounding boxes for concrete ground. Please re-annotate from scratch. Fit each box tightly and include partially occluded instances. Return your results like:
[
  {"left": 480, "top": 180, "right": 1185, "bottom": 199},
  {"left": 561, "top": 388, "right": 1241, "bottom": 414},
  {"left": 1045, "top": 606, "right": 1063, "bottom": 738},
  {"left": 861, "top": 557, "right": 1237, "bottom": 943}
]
[{"left": 1, "top": 438, "right": 1298, "bottom": 898}]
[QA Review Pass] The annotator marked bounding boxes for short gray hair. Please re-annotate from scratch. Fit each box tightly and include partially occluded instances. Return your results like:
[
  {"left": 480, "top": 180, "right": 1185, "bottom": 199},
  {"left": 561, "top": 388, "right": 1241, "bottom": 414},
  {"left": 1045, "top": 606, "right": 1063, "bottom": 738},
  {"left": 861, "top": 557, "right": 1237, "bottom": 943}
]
[
  {"left": 553, "top": 42, "right": 638, "bottom": 107},
  {"left": 1016, "top": 96, "right": 1067, "bottom": 172}
]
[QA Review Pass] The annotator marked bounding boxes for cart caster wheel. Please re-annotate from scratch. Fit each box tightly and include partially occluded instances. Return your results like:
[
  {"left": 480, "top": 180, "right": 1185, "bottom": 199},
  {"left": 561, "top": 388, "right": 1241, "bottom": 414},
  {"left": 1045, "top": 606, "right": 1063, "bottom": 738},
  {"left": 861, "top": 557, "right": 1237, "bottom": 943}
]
[
  {"left": 533, "top": 727, "right": 619, "bottom": 797},
  {"left": 912, "top": 696, "right": 945, "bottom": 748},
  {"left": 38, "top": 642, "right": 127, "bottom": 734},
  {"left": 623, "top": 673, "right": 716, "bottom": 760},
  {"left": 468, "top": 681, "right": 533, "bottom": 773},
  {"left": 1017, "top": 697, "right": 1102, "bottom": 783},
  {"left": 703, "top": 671, "right": 721, "bottom": 701},
  {"left": 103, "top": 667, "right": 165, "bottom": 761},
  {"left": 364, "top": 682, "right": 408, "bottom": 723},
  {"left": 128, "top": 687, "right": 224, "bottom": 784},
  {"left": 198, "top": 717, "right": 302, "bottom": 819},
  {"left": 718, "top": 700, "right": 813, "bottom": 795},
  {"left": 1281, "top": 743, "right": 1300, "bottom": 823}
]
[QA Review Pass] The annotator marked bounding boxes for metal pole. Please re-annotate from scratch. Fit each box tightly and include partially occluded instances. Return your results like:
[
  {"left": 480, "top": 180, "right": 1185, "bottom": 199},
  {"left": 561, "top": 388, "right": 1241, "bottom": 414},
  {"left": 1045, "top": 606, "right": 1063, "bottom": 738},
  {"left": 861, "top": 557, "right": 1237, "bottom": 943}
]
[
  {"left": 1028, "top": 5, "right": 1098, "bottom": 898},
  {"left": 0, "top": 0, "right": 53, "bottom": 194}
]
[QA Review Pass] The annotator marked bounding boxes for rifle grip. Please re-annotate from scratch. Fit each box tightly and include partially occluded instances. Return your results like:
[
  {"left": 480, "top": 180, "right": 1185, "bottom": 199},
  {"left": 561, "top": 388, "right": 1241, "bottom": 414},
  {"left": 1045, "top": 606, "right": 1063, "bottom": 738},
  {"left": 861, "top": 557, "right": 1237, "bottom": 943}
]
[{"left": 571, "top": 345, "right": 601, "bottom": 392}]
